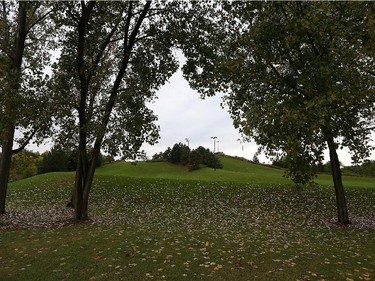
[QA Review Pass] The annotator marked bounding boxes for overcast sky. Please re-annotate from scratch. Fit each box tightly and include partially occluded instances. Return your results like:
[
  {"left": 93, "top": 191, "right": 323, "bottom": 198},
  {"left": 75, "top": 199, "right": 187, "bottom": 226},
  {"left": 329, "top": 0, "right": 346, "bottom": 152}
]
[
  {"left": 27, "top": 53, "right": 374, "bottom": 166},
  {"left": 139, "top": 53, "right": 374, "bottom": 166},
  {"left": 141, "top": 63, "right": 259, "bottom": 161},
  {"left": 139, "top": 58, "right": 364, "bottom": 166}
]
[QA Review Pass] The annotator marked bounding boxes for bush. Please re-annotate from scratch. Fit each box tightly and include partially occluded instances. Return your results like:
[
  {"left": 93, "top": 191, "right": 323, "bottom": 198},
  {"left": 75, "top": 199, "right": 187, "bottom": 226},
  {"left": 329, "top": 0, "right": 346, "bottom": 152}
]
[
  {"left": 169, "top": 143, "right": 190, "bottom": 164},
  {"left": 38, "top": 146, "right": 71, "bottom": 174},
  {"left": 38, "top": 146, "right": 109, "bottom": 174},
  {"left": 10, "top": 150, "right": 41, "bottom": 181},
  {"left": 154, "top": 143, "right": 222, "bottom": 171}
]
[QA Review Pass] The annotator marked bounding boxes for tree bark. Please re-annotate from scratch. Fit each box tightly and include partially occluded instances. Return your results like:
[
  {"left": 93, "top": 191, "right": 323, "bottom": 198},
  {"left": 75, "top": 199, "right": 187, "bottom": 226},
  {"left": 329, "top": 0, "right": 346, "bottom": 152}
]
[
  {"left": 0, "top": 126, "right": 15, "bottom": 214},
  {"left": 327, "top": 137, "right": 350, "bottom": 224},
  {"left": 70, "top": 1, "right": 151, "bottom": 221},
  {"left": 0, "top": 2, "right": 27, "bottom": 214}
]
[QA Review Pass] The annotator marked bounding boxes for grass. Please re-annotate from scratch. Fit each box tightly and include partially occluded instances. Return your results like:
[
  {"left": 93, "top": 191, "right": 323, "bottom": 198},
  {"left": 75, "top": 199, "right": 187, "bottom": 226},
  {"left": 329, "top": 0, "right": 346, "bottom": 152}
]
[{"left": 1, "top": 156, "right": 374, "bottom": 280}]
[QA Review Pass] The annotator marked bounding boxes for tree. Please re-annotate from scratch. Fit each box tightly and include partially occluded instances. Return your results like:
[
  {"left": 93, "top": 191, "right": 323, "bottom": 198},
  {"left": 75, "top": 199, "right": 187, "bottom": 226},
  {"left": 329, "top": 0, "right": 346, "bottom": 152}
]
[
  {"left": 0, "top": 1, "right": 54, "bottom": 213},
  {"left": 168, "top": 143, "right": 190, "bottom": 164},
  {"left": 37, "top": 145, "right": 70, "bottom": 174},
  {"left": 155, "top": 144, "right": 222, "bottom": 171},
  {"left": 180, "top": 2, "right": 375, "bottom": 224},
  {"left": 10, "top": 150, "right": 40, "bottom": 181},
  {"left": 52, "top": 1, "right": 179, "bottom": 220}
]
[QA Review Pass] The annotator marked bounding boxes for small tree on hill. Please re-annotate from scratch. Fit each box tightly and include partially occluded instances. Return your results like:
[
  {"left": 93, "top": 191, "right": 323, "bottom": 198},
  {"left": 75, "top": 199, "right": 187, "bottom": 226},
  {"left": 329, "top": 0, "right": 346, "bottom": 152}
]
[{"left": 169, "top": 143, "right": 190, "bottom": 165}]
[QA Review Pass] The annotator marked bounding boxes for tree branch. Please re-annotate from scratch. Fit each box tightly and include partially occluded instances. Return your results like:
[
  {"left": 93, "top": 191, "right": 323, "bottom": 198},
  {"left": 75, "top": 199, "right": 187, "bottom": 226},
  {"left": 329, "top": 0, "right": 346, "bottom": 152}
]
[
  {"left": 123, "top": 1, "right": 133, "bottom": 48},
  {"left": 25, "top": 8, "right": 54, "bottom": 35},
  {"left": 12, "top": 130, "right": 36, "bottom": 154}
]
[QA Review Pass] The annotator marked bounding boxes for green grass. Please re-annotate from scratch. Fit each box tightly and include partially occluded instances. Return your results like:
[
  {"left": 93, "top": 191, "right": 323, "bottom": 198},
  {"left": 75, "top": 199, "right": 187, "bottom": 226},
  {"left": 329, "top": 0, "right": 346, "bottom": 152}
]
[
  {"left": 96, "top": 156, "right": 375, "bottom": 188},
  {"left": 1, "top": 156, "right": 374, "bottom": 280}
]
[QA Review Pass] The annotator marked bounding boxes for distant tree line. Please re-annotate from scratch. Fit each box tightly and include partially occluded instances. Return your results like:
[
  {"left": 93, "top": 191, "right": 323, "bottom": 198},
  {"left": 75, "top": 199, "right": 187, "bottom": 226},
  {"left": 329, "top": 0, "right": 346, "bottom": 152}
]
[
  {"left": 2, "top": 145, "right": 114, "bottom": 182},
  {"left": 272, "top": 155, "right": 375, "bottom": 178},
  {"left": 152, "top": 143, "right": 223, "bottom": 171}
]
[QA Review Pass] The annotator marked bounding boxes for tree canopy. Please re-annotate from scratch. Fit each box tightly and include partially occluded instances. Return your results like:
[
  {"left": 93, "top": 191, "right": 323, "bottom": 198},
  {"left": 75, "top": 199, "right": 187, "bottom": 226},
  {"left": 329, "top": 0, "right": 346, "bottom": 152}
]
[
  {"left": 51, "top": 1, "right": 180, "bottom": 219},
  {"left": 180, "top": 2, "right": 375, "bottom": 224},
  {"left": 0, "top": 1, "right": 54, "bottom": 213}
]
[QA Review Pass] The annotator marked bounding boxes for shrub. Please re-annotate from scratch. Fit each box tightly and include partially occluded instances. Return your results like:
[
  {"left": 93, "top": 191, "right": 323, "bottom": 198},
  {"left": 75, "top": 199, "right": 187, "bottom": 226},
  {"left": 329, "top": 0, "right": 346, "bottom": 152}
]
[{"left": 153, "top": 143, "right": 223, "bottom": 171}]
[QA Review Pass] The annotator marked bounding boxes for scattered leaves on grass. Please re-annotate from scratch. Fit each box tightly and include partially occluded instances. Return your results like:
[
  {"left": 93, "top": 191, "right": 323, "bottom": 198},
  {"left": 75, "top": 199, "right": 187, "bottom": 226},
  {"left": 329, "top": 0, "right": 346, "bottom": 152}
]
[{"left": 1, "top": 176, "right": 374, "bottom": 280}]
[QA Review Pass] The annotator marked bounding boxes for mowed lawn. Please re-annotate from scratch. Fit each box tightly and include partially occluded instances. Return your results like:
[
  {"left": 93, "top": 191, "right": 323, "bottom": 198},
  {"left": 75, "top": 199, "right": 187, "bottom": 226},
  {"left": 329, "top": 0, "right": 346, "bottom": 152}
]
[{"left": 1, "top": 156, "right": 374, "bottom": 281}]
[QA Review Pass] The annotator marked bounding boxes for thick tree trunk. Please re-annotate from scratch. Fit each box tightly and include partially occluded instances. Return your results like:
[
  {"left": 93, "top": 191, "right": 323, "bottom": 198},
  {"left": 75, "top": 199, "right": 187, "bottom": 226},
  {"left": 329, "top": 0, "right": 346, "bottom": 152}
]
[
  {"left": 0, "top": 3, "right": 27, "bottom": 215},
  {"left": 0, "top": 126, "right": 15, "bottom": 214},
  {"left": 69, "top": 1, "right": 151, "bottom": 221},
  {"left": 66, "top": 160, "right": 80, "bottom": 208},
  {"left": 327, "top": 137, "right": 350, "bottom": 224},
  {"left": 81, "top": 146, "right": 100, "bottom": 219},
  {"left": 73, "top": 146, "right": 100, "bottom": 220}
]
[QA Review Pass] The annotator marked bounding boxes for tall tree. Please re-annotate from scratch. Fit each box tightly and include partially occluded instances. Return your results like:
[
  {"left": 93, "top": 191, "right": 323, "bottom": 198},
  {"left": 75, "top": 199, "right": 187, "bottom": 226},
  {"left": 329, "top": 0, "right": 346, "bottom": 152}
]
[
  {"left": 52, "top": 1, "right": 179, "bottom": 220},
  {"left": 180, "top": 2, "right": 375, "bottom": 224},
  {"left": 0, "top": 1, "right": 53, "bottom": 214}
]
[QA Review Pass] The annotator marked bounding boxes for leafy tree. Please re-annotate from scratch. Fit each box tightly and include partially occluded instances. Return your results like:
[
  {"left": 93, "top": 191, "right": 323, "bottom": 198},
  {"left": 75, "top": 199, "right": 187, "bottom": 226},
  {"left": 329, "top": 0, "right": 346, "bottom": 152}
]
[
  {"left": 252, "top": 154, "right": 260, "bottom": 164},
  {"left": 155, "top": 144, "right": 222, "bottom": 171},
  {"left": 272, "top": 155, "right": 288, "bottom": 169},
  {"left": 180, "top": 2, "right": 375, "bottom": 224},
  {"left": 151, "top": 152, "right": 165, "bottom": 162},
  {"left": 168, "top": 143, "right": 190, "bottom": 164},
  {"left": 344, "top": 160, "right": 375, "bottom": 177},
  {"left": 52, "top": 1, "right": 179, "bottom": 220},
  {"left": 188, "top": 148, "right": 203, "bottom": 171},
  {"left": 10, "top": 150, "right": 40, "bottom": 181},
  {"left": 0, "top": 1, "right": 54, "bottom": 213},
  {"left": 356, "top": 160, "right": 375, "bottom": 177},
  {"left": 38, "top": 145, "right": 107, "bottom": 174},
  {"left": 194, "top": 146, "right": 222, "bottom": 169},
  {"left": 37, "top": 146, "right": 70, "bottom": 174}
]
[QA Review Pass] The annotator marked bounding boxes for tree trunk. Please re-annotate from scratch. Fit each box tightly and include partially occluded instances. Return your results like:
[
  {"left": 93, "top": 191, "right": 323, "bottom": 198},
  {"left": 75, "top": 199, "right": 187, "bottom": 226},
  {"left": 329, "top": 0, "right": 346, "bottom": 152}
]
[
  {"left": 73, "top": 146, "right": 100, "bottom": 220},
  {"left": 0, "top": 3, "right": 27, "bottom": 215},
  {"left": 327, "top": 137, "right": 350, "bottom": 224},
  {"left": 0, "top": 126, "right": 15, "bottom": 214},
  {"left": 66, "top": 160, "right": 80, "bottom": 208},
  {"left": 69, "top": 1, "right": 151, "bottom": 221}
]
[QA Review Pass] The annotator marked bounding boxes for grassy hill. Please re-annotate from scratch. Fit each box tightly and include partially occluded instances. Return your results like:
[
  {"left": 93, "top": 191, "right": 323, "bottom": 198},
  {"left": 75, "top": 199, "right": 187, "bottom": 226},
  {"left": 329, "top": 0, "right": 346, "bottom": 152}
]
[
  {"left": 96, "top": 156, "right": 290, "bottom": 185},
  {"left": 96, "top": 155, "right": 375, "bottom": 188},
  {"left": 1, "top": 155, "right": 374, "bottom": 281}
]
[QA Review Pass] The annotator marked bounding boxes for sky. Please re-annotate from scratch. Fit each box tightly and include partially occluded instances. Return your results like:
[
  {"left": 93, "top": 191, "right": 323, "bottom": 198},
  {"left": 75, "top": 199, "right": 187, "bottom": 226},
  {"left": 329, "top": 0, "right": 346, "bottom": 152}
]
[
  {"left": 138, "top": 60, "right": 366, "bottom": 166},
  {"left": 26, "top": 53, "right": 373, "bottom": 166},
  {"left": 140, "top": 65, "right": 258, "bottom": 161}
]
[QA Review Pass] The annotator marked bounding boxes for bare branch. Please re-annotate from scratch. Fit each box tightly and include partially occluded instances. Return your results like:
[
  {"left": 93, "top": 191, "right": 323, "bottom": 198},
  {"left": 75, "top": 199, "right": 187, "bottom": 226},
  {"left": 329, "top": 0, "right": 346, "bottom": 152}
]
[
  {"left": 25, "top": 8, "right": 54, "bottom": 35},
  {"left": 12, "top": 130, "right": 37, "bottom": 154}
]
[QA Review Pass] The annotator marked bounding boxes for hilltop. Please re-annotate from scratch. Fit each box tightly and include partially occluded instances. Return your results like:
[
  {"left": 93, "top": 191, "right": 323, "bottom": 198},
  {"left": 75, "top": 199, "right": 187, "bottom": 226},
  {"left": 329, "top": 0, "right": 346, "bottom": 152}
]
[{"left": 96, "top": 155, "right": 374, "bottom": 188}]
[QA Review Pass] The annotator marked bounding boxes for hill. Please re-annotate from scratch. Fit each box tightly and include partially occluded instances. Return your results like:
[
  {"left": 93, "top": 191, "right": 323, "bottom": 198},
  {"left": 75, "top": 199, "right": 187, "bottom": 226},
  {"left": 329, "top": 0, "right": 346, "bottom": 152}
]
[
  {"left": 3, "top": 155, "right": 374, "bottom": 281},
  {"left": 96, "top": 155, "right": 291, "bottom": 185},
  {"left": 96, "top": 155, "right": 375, "bottom": 188}
]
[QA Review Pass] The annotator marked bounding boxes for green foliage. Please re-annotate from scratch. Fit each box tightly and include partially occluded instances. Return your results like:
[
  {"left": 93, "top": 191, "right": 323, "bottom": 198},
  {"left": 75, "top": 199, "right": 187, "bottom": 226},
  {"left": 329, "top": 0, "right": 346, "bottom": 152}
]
[
  {"left": 51, "top": 1, "right": 179, "bottom": 159},
  {"left": 9, "top": 150, "right": 41, "bottom": 181},
  {"left": 37, "top": 146, "right": 74, "bottom": 174},
  {"left": 272, "top": 156, "right": 288, "bottom": 169},
  {"left": 37, "top": 145, "right": 111, "bottom": 175},
  {"left": 343, "top": 160, "right": 375, "bottom": 178},
  {"left": 153, "top": 144, "right": 223, "bottom": 171},
  {"left": 191, "top": 146, "right": 223, "bottom": 171},
  {"left": 169, "top": 143, "right": 190, "bottom": 165},
  {"left": 179, "top": 2, "right": 375, "bottom": 185},
  {"left": 0, "top": 1, "right": 54, "bottom": 145}
]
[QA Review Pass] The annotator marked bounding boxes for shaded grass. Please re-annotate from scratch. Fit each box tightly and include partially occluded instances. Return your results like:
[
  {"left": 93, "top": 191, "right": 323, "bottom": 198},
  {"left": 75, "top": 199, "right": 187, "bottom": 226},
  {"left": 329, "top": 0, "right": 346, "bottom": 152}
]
[{"left": 1, "top": 157, "right": 375, "bottom": 280}]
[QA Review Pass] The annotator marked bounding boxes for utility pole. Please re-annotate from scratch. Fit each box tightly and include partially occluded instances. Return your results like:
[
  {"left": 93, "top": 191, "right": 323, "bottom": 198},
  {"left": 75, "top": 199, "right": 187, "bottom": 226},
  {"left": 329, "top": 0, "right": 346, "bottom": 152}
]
[
  {"left": 237, "top": 139, "right": 244, "bottom": 152},
  {"left": 185, "top": 138, "right": 190, "bottom": 148},
  {"left": 211, "top": 136, "right": 217, "bottom": 152}
]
